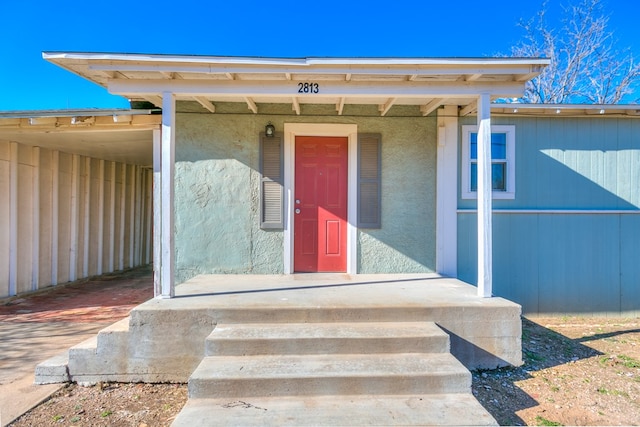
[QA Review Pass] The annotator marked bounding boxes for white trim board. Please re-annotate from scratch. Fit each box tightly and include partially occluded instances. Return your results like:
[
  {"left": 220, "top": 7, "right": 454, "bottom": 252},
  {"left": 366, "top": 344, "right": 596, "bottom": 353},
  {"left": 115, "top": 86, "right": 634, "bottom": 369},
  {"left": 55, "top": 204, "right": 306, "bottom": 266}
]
[
  {"left": 458, "top": 209, "right": 640, "bottom": 214},
  {"left": 283, "top": 123, "right": 358, "bottom": 274}
]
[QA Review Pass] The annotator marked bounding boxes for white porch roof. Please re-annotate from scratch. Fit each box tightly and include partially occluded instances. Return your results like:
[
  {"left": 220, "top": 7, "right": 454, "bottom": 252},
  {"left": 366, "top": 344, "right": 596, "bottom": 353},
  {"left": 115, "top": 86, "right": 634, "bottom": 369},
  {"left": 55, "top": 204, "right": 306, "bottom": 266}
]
[{"left": 43, "top": 53, "right": 549, "bottom": 116}]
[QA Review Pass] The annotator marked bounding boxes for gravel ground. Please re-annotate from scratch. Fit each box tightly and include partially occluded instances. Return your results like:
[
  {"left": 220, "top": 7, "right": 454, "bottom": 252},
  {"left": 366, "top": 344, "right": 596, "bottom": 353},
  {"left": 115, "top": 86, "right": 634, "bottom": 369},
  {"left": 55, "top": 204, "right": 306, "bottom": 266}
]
[{"left": 10, "top": 316, "right": 640, "bottom": 426}]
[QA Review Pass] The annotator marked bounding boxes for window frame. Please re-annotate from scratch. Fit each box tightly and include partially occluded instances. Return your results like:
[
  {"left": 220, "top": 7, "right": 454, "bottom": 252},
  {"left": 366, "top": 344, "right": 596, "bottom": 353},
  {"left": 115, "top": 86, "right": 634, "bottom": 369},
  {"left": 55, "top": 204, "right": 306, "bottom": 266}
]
[{"left": 461, "top": 125, "right": 516, "bottom": 200}]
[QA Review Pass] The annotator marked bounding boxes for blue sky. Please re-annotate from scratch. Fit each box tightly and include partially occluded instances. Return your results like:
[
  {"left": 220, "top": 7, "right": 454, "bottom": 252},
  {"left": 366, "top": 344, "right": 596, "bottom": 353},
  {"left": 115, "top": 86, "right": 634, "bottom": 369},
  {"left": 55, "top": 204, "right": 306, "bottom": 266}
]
[{"left": 1, "top": 0, "right": 638, "bottom": 111}]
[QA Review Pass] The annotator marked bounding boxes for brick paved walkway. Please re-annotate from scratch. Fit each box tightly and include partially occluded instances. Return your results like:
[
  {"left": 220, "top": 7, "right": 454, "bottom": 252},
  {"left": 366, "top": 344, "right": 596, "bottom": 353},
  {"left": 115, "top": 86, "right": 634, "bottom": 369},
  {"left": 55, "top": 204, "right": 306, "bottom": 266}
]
[
  {"left": 0, "top": 266, "right": 153, "bottom": 426},
  {"left": 0, "top": 266, "right": 153, "bottom": 323}
]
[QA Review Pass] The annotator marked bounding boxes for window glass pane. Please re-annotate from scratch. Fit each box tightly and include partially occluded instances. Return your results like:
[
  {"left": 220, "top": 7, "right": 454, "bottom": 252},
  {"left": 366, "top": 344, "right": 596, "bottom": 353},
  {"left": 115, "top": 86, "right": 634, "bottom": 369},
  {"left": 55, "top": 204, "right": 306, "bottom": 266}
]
[
  {"left": 470, "top": 162, "right": 506, "bottom": 192},
  {"left": 470, "top": 133, "right": 477, "bottom": 160},
  {"left": 470, "top": 162, "right": 477, "bottom": 191},
  {"left": 491, "top": 133, "right": 507, "bottom": 159},
  {"left": 492, "top": 162, "right": 506, "bottom": 191},
  {"left": 470, "top": 132, "right": 507, "bottom": 160}
]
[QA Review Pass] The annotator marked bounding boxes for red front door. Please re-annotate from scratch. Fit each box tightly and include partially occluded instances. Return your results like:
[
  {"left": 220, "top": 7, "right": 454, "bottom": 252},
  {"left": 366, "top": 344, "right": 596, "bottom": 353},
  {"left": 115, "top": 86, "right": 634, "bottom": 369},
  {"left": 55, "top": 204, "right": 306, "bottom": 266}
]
[{"left": 294, "top": 136, "right": 348, "bottom": 272}]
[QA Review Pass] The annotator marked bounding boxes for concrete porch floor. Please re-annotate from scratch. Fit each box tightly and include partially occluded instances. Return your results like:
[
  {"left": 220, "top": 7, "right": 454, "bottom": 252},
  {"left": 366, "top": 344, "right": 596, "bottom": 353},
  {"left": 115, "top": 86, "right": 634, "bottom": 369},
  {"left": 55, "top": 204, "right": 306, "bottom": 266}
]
[{"left": 141, "top": 273, "right": 523, "bottom": 371}]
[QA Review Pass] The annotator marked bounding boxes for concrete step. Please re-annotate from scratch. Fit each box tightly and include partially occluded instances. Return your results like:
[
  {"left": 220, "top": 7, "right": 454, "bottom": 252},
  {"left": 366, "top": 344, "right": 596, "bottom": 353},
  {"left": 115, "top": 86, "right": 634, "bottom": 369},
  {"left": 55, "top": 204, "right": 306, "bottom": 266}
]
[
  {"left": 188, "top": 352, "right": 470, "bottom": 399},
  {"left": 171, "top": 394, "right": 497, "bottom": 426},
  {"left": 206, "top": 322, "right": 450, "bottom": 356}
]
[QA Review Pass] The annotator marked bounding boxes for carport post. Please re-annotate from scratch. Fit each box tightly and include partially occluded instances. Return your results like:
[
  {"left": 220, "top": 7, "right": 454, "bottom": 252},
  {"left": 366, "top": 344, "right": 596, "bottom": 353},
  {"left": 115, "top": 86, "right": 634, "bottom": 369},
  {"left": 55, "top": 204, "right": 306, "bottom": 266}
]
[
  {"left": 159, "top": 92, "right": 176, "bottom": 298},
  {"left": 476, "top": 93, "right": 493, "bottom": 298}
]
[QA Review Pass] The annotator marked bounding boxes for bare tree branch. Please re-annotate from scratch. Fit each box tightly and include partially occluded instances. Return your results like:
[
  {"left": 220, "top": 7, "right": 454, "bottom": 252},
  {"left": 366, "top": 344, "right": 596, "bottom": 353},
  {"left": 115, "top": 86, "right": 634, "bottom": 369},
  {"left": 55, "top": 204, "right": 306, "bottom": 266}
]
[{"left": 510, "top": 0, "right": 639, "bottom": 104}]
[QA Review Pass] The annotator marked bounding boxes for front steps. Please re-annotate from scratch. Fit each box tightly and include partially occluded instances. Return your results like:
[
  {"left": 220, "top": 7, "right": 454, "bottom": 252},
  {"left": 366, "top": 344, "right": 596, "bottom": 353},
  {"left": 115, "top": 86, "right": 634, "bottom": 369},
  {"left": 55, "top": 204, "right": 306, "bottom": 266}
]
[
  {"left": 34, "top": 275, "right": 522, "bottom": 424},
  {"left": 172, "top": 322, "right": 497, "bottom": 426}
]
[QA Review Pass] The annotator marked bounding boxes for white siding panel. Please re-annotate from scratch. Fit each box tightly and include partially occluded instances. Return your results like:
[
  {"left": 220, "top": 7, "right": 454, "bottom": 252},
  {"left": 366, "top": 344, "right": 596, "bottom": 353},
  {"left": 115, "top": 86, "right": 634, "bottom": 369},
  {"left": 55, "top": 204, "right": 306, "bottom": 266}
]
[{"left": 0, "top": 141, "right": 10, "bottom": 297}]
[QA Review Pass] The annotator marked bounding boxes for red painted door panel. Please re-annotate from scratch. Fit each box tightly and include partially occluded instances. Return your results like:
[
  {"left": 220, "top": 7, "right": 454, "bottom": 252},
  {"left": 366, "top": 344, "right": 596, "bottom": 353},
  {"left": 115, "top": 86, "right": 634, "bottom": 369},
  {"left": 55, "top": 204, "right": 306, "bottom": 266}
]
[{"left": 294, "top": 136, "right": 348, "bottom": 272}]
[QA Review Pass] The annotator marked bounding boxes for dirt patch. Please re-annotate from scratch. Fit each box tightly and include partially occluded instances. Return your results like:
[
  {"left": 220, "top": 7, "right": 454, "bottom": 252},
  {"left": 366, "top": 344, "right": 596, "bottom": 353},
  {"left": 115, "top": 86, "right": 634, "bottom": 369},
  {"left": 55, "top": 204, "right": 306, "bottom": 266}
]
[
  {"left": 474, "top": 316, "right": 640, "bottom": 426},
  {"left": 9, "top": 316, "right": 640, "bottom": 426}
]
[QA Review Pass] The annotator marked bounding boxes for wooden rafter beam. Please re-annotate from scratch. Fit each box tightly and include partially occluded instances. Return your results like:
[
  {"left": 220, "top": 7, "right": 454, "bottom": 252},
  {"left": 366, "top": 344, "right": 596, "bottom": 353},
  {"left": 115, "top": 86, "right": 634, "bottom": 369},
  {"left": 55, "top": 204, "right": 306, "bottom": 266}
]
[
  {"left": 345, "top": 73, "right": 352, "bottom": 82},
  {"left": 336, "top": 97, "right": 346, "bottom": 115},
  {"left": 109, "top": 78, "right": 525, "bottom": 98},
  {"left": 144, "top": 96, "right": 163, "bottom": 107},
  {"left": 379, "top": 98, "right": 396, "bottom": 116},
  {"left": 244, "top": 97, "right": 258, "bottom": 114},
  {"left": 515, "top": 72, "right": 539, "bottom": 82},
  {"left": 194, "top": 96, "right": 216, "bottom": 113},
  {"left": 420, "top": 98, "right": 445, "bottom": 116},
  {"left": 409, "top": 74, "right": 418, "bottom": 81},
  {"left": 466, "top": 74, "right": 482, "bottom": 81},
  {"left": 225, "top": 73, "right": 235, "bottom": 80},
  {"left": 160, "top": 72, "right": 175, "bottom": 79},
  {"left": 292, "top": 97, "right": 300, "bottom": 115},
  {"left": 459, "top": 101, "right": 478, "bottom": 117}
]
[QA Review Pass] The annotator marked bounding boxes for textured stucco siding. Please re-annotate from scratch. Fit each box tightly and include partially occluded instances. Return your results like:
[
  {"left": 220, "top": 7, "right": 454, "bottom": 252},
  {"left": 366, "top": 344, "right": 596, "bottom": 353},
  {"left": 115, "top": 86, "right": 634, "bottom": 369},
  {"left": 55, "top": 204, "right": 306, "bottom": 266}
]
[
  {"left": 174, "top": 110, "right": 437, "bottom": 283},
  {"left": 357, "top": 117, "right": 437, "bottom": 273}
]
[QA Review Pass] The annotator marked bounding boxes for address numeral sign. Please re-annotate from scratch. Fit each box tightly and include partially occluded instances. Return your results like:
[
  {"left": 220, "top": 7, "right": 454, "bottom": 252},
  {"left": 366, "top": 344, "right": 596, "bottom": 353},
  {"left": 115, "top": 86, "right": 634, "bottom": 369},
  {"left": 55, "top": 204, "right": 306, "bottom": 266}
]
[{"left": 298, "top": 82, "right": 319, "bottom": 94}]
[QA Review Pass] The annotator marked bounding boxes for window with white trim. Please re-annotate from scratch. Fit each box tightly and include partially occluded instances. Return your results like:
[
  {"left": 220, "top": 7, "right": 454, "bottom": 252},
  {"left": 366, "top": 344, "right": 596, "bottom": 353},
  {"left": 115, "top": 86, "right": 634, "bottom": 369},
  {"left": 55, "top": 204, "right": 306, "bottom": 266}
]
[{"left": 461, "top": 125, "right": 515, "bottom": 200}]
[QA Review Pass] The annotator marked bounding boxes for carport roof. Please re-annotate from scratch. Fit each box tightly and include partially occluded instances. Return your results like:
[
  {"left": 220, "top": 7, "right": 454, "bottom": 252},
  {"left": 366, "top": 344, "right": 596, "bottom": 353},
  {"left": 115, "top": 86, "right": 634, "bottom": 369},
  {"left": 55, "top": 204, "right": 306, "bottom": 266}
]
[
  {"left": 0, "top": 109, "right": 160, "bottom": 165},
  {"left": 43, "top": 52, "right": 549, "bottom": 116}
]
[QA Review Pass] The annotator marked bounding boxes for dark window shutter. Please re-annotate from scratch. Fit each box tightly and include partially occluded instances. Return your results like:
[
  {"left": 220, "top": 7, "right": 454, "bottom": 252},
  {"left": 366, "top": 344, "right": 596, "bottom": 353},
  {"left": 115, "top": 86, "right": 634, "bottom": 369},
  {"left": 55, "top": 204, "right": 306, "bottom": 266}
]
[
  {"left": 260, "top": 132, "right": 283, "bottom": 229},
  {"left": 358, "top": 134, "right": 381, "bottom": 228}
]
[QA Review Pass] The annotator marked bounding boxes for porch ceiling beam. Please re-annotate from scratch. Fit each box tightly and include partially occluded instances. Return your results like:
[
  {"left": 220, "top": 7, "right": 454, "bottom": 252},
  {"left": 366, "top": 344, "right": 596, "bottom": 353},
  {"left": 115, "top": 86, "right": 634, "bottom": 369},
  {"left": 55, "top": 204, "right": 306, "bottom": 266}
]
[
  {"left": 460, "top": 101, "right": 478, "bottom": 117},
  {"left": 345, "top": 73, "right": 352, "bottom": 82},
  {"left": 225, "top": 73, "right": 235, "bottom": 80},
  {"left": 466, "top": 73, "right": 482, "bottom": 81},
  {"left": 409, "top": 74, "right": 418, "bottom": 81},
  {"left": 194, "top": 96, "right": 216, "bottom": 113},
  {"left": 108, "top": 79, "right": 526, "bottom": 98},
  {"left": 92, "top": 63, "right": 542, "bottom": 77},
  {"left": 420, "top": 98, "right": 445, "bottom": 116},
  {"left": 244, "top": 97, "right": 258, "bottom": 114},
  {"left": 515, "top": 71, "right": 541, "bottom": 82},
  {"left": 292, "top": 97, "right": 300, "bottom": 115},
  {"left": 379, "top": 98, "right": 396, "bottom": 116},
  {"left": 143, "top": 96, "right": 163, "bottom": 107},
  {"left": 160, "top": 72, "right": 175, "bottom": 79},
  {"left": 336, "top": 97, "right": 345, "bottom": 115}
]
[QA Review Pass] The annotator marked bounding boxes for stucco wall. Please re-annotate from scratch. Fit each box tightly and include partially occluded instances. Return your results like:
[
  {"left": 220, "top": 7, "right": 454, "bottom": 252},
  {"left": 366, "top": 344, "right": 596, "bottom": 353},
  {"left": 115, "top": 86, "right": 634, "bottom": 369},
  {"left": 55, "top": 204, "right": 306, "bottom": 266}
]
[{"left": 173, "top": 110, "right": 437, "bottom": 283}]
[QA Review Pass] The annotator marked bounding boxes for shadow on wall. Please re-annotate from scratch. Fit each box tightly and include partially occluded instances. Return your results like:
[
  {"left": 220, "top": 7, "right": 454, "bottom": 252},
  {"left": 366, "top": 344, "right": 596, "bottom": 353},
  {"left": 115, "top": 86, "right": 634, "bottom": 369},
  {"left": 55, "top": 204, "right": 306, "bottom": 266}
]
[{"left": 458, "top": 117, "right": 640, "bottom": 315}]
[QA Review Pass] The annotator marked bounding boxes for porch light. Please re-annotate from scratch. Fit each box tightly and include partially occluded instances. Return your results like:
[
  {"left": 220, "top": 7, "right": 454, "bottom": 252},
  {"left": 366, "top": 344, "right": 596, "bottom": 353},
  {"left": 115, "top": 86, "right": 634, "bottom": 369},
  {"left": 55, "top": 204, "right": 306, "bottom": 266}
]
[{"left": 265, "top": 122, "right": 275, "bottom": 137}]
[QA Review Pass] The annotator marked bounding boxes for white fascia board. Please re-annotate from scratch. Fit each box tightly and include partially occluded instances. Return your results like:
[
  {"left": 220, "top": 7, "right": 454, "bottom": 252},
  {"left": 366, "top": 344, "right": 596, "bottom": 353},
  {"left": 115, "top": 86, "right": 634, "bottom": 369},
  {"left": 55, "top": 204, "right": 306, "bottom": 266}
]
[
  {"left": 108, "top": 78, "right": 526, "bottom": 98},
  {"left": 91, "top": 63, "right": 543, "bottom": 77},
  {"left": 43, "top": 51, "right": 549, "bottom": 67}
]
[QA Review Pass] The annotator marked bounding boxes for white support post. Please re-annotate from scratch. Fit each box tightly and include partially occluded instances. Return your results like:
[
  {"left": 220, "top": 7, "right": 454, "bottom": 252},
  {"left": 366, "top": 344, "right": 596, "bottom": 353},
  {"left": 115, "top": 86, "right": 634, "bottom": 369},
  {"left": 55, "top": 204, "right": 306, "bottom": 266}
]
[
  {"left": 160, "top": 93, "right": 175, "bottom": 298},
  {"left": 153, "top": 129, "right": 161, "bottom": 296},
  {"left": 32, "top": 147, "right": 40, "bottom": 291},
  {"left": 135, "top": 166, "right": 143, "bottom": 266},
  {"left": 436, "top": 106, "right": 459, "bottom": 277},
  {"left": 476, "top": 93, "right": 493, "bottom": 298},
  {"left": 51, "top": 150, "right": 59, "bottom": 285},
  {"left": 97, "top": 159, "right": 105, "bottom": 275},
  {"left": 9, "top": 142, "right": 18, "bottom": 296},
  {"left": 129, "top": 164, "right": 136, "bottom": 268},
  {"left": 119, "top": 163, "right": 127, "bottom": 271},
  {"left": 144, "top": 168, "right": 152, "bottom": 265},
  {"left": 109, "top": 161, "right": 116, "bottom": 272},
  {"left": 82, "top": 157, "right": 91, "bottom": 278},
  {"left": 69, "top": 154, "right": 79, "bottom": 282}
]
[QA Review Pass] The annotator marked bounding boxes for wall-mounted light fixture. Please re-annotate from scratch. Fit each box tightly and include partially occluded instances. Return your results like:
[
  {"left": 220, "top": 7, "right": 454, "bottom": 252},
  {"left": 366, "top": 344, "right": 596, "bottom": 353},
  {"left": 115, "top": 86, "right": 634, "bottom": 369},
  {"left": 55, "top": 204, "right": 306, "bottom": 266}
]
[{"left": 265, "top": 122, "right": 275, "bottom": 137}]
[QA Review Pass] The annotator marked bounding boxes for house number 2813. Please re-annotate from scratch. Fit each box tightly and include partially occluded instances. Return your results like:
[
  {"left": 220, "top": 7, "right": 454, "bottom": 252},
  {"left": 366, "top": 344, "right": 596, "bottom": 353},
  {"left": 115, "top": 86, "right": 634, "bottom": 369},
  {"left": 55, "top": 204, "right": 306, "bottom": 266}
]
[{"left": 298, "top": 82, "right": 319, "bottom": 93}]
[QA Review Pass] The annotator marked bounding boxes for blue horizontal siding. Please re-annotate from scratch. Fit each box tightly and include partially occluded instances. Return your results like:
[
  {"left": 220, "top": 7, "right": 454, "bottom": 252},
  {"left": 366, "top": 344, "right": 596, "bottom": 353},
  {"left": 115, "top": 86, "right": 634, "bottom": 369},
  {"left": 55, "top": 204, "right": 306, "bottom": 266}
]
[
  {"left": 458, "top": 115, "right": 640, "bottom": 315},
  {"left": 458, "top": 212, "right": 640, "bottom": 315}
]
